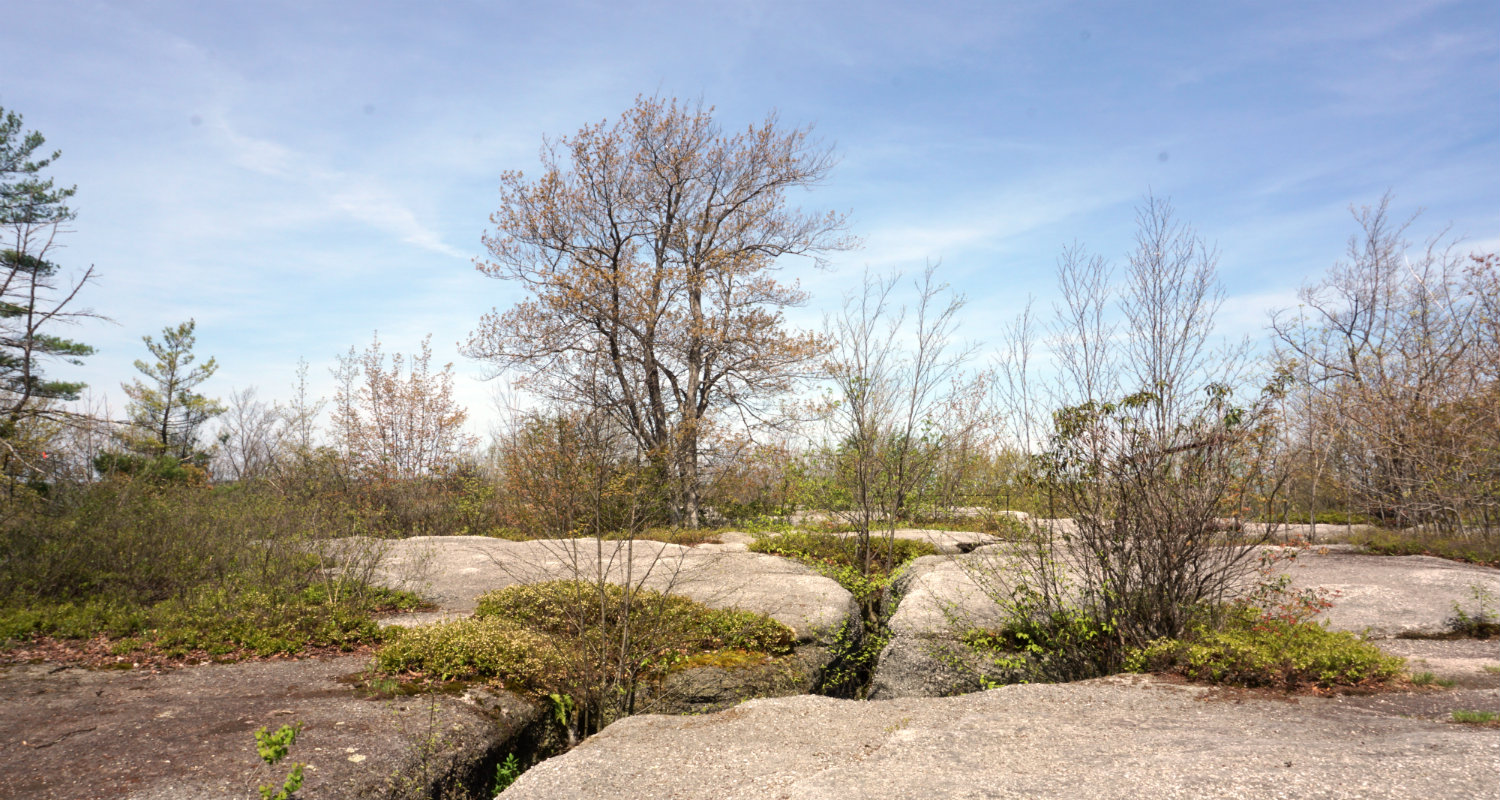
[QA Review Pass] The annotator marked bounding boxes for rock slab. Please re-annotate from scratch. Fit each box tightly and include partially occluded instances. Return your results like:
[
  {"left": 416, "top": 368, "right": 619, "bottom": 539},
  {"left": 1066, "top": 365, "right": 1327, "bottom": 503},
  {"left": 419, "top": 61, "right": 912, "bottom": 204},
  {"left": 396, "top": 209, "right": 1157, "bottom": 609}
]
[
  {"left": 500, "top": 674, "right": 1500, "bottom": 800},
  {"left": 0, "top": 656, "right": 539, "bottom": 800}
]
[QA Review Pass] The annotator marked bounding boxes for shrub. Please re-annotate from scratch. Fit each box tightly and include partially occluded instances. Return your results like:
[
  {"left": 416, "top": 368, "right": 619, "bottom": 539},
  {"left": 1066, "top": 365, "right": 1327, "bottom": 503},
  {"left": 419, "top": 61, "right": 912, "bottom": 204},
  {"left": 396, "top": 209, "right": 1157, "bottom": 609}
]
[
  {"left": 749, "top": 532, "right": 937, "bottom": 607},
  {"left": 374, "top": 617, "right": 561, "bottom": 684},
  {"left": 1128, "top": 606, "right": 1404, "bottom": 690}
]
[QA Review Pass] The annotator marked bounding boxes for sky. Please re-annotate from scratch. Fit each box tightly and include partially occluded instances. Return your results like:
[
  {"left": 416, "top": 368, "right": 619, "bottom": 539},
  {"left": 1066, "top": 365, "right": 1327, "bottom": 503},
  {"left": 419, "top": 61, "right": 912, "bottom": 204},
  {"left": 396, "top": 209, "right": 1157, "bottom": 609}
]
[{"left": 2, "top": 0, "right": 1496, "bottom": 439}]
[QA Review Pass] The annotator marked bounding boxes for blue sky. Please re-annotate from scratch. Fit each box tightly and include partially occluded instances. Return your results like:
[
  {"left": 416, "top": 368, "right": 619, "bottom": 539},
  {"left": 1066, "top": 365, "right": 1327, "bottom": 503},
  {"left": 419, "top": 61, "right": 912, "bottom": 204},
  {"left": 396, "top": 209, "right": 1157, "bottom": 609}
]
[{"left": 2, "top": 0, "right": 1496, "bottom": 436}]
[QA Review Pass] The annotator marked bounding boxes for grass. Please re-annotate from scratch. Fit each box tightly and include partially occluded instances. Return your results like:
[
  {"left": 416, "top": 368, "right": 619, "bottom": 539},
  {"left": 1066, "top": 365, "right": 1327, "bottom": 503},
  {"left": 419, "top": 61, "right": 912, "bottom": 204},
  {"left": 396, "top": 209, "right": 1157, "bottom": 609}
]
[
  {"left": 1450, "top": 710, "right": 1500, "bottom": 726},
  {"left": 1410, "top": 671, "right": 1456, "bottom": 688},
  {"left": 1344, "top": 528, "right": 1500, "bottom": 568}
]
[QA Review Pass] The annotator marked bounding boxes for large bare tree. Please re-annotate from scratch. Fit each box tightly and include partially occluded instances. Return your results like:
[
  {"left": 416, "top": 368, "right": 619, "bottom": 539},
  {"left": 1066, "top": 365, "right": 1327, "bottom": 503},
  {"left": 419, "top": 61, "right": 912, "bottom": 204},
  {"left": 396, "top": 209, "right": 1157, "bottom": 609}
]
[{"left": 466, "top": 96, "right": 853, "bottom": 526}]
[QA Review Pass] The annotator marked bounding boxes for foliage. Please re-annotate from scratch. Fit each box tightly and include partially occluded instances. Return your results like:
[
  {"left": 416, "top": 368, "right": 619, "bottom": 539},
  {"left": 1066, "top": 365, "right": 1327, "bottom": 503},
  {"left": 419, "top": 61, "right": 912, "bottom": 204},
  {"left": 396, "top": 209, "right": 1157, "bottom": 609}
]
[
  {"left": 492, "top": 753, "right": 523, "bottom": 794},
  {"left": 1350, "top": 528, "right": 1500, "bottom": 568},
  {"left": 1127, "top": 605, "right": 1405, "bottom": 690},
  {"left": 465, "top": 95, "right": 852, "bottom": 527},
  {"left": 374, "top": 581, "right": 795, "bottom": 728},
  {"left": 1272, "top": 197, "right": 1499, "bottom": 539},
  {"left": 1446, "top": 584, "right": 1498, "bottom": 638},
  {"left": 331, "top": 333, "right": 477, "bottom": 480},
  {"left": 0, "top": 476, "right": 418, "bottom": 657},
  {"left": 119, "top": 319, "right": 224, "bottom": 463},
  {"left": 1450, "top": 710, "right": 1500, "bottom": 726},
  {"left": 748, "top": 531, "right": 936, "bottom": 608},
  {"left": 254, "top": 722, "right": 305, "bottom": 800}
]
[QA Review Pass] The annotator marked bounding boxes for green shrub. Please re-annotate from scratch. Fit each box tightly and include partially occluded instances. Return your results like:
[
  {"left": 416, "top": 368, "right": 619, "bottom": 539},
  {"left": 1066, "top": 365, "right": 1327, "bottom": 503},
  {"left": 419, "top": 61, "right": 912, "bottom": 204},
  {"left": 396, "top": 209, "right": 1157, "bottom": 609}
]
[
  {"left": 375, "top": 617, "right": 561, "bottom": 684},
  {"left": 475, "top": 581, "right": 795, "bottom": 656},
  {"left": 1128, "top": 606, "right": 1405, "bottom": 690}
]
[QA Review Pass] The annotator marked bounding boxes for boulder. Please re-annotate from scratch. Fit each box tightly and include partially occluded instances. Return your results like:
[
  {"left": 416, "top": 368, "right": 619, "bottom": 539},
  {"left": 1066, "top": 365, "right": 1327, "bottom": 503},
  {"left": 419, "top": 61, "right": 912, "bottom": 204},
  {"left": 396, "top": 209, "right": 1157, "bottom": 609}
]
[{"left": 499, "top": 674, "right": 1500, "bottom": 800}]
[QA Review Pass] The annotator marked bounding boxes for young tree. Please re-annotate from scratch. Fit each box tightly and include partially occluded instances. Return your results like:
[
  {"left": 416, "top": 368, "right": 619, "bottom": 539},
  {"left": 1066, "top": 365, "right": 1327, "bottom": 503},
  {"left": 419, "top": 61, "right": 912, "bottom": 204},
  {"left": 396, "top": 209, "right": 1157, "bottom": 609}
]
[
  {"left": 121, "top": 319, "right": 224, "bottom": 463},
  {"left": 213, "top": 386, "right": 285, "bottom": 482},
  {"left": 0, "top": 106, "right": 99, "bottom": 483},
  {"left": 973, "top": 197, "right": 1287, "bottom": 679},
  {"left": 822, "top": 265, "right": 986, "bottom": 573},
  {"left": 331, "top": 333, "right": 477, "bottom": 480},
  {"left": 465, "top": 96, "right": 854, "bottom": 526}
]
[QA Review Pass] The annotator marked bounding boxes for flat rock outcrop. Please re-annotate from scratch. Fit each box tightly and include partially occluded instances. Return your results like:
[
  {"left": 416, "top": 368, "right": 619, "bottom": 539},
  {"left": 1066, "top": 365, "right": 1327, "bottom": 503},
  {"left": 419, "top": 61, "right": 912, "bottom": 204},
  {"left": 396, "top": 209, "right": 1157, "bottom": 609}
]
[
  {"left": 871, "top": 544, "right": 1500, "bottom": 699},
  {"left": 0, "top": 656, "right": 539, "bottom": 800},
  {"left": 368, "top": 536, "right": 858, "bottom": 648},
  {"left": 366, "top": 536, "right": 862, "bottom": 712},
  {"left": 499, "top": 674, "right": 1500, "bottom": 800}
]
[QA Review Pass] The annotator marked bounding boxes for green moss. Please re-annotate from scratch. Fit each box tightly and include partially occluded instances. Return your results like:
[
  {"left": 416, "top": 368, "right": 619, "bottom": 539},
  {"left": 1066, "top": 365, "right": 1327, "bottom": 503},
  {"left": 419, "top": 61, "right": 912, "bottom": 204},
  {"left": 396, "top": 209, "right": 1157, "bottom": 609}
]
[{"left": 749, "top": 532, "right": 937, "bottom": 605}]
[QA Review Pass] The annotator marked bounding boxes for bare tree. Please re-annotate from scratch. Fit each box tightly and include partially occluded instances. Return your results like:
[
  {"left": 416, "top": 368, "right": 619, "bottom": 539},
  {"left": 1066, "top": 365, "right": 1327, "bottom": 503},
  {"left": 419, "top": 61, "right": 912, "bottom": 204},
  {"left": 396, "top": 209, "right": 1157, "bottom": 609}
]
[
  {"left": 1271, "top": 195, "right": 1496, "bottom": 537},
  {"left": 465, "top": 96, "right": 854, "bottom": 527},
  {"left": 973, "top": 196, "right": 1286, "bottom": 678},
  {"left": 823, "top": 264, "right": 987, "bottom": 573},
  {"left": 332, "top": 333, "right": 478, "bottom": 480},
  {"left": 214, "top": 386, "right": 285, "bottom": 482}
]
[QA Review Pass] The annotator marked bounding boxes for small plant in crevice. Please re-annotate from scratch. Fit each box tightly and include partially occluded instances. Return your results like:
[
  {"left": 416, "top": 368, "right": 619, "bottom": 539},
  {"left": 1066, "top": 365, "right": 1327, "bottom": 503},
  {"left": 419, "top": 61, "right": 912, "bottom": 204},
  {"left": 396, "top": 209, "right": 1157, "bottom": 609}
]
[
  {"left": 1447, "top": 584, "right": 1498, "bottom": 638},
  {"left": 492, "top": 752, "right": 523, "bottom": 794},
  {"left": 1410, "top": 671, "right": 1456, "bottom": 688},
  {"left": 1450, "top": 710, "right": 1500, "bottom": 726},
  {"left": 253, "top": 722, "right": 305, "bottom": 800}
]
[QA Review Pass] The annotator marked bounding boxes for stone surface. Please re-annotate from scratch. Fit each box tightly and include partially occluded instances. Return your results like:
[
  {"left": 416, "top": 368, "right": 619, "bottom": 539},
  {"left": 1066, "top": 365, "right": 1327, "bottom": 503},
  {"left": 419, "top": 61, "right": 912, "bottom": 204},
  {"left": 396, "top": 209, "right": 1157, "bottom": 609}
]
[
  {"left": 368, "top": 536, "right": 860, "bottom": 648},
  {"left": 0, "top": 656, "right": 539, "bottom": 800},
  {"left": 871, "top": 543, "right": 1500, "bottom": 699},
  {"left": 500, "top": 674, "right": 1500, "bottom": 800},
  {"left": 829, "top": 528, "right": 1001, "bottom": 555}
]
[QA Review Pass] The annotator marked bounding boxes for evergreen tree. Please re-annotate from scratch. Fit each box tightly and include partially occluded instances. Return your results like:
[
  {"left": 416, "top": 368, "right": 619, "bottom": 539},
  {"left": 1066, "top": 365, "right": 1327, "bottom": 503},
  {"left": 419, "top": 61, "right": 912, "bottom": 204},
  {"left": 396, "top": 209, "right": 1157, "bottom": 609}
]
[
  {"left": 122, "top": 319, "right": 224, "bottom": 463},
  {"left": 0, "top": 105, "right": 98, "bottom": 484}
]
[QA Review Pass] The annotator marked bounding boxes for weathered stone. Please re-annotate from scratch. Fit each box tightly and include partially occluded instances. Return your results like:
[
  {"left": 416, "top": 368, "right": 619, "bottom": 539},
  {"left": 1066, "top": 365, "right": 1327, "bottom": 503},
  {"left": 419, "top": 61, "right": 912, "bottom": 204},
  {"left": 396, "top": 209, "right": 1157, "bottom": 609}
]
[
  {"left": 499, "top": 675, "right": 1500, "bottom": 800},
  {"left": 870, "top": 541, "right": 1500, "bottom": 699},
  {"left": 366, "top": 536, "right": 862, "bottom": 713},
  {"left": 0, "top": 656, "right": 540, "bottom": 800}
]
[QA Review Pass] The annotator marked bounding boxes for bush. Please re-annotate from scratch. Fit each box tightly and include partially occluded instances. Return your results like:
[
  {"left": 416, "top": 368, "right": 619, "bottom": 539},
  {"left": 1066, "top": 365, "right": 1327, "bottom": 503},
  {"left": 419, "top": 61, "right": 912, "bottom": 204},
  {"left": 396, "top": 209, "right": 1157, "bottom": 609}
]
[
  {"left": 374, "top": 617, "right": 561, "bottom": 684},
  {"left": 1128, "top": 606, "right": 1405, "bottom": 690},
  {"left": 474, "top": 581, "right": 795, "bottom": 656}
]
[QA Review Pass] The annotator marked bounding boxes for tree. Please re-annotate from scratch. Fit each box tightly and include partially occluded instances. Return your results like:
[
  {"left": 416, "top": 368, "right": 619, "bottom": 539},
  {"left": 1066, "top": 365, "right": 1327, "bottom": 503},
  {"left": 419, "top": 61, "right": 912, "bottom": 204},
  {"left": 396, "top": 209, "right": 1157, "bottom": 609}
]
[
  {"left": 971, "top": 197, "right": 1287, "bottom": 679},
  {"left": 121, "top": 319, "right": 224, "bottom": 463},
  {"left": 331, "top": 333, "right": 477, "bottom": 480},
  {"left": 1271, "top": 196, "right": 1496, "bottom": 537},
  {"left": 822, "top": 264, "right": 987, "bottom": 574},
  {"left": 0, "top": 106, "right": 99, "bottom": 482},
  {"left": 465, "top": 96, "right": 854, "bottom": 527}
]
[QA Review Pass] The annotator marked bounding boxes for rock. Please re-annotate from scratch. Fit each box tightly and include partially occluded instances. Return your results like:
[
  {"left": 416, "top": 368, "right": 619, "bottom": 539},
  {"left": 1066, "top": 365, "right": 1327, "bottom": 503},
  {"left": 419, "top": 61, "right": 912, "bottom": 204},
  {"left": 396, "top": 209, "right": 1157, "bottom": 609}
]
[
  {"left": 498, "top": 674, "right": 1500, "bottom": 800},
  {"left": 371, "top": 537, "right": 858, "bottom": 648},
  {"left": 829, "top": 528, "right": 1000, "bottom": 555},
  {"left": 0, "top": 656, "right": 541, "bottom": 800},
  {"left": 1274, "top": 548, "right": 1500, "bottom": 638},
  {"left": 870, "top": 543, "right": 1500, "bottom": 698},
  {"left": 367, "top": 536, "right": 862, "bottom": 712}
]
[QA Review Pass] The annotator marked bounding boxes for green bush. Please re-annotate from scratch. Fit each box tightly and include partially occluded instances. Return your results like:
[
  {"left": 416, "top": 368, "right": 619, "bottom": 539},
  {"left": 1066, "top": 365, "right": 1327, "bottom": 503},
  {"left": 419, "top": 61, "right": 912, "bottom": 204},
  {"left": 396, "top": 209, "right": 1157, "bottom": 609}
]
[
  {"left": 475, "top": 581, "right": 795, "bottom": 656},
  {"left": 375, "top": 617, "right": 561, "bottom": 684},
  {"left": 377, "top": 581, "right": 796, "bottom": 699},
  {"left": 1128, "top": 606, "right": 1405, "bottom": 690}
]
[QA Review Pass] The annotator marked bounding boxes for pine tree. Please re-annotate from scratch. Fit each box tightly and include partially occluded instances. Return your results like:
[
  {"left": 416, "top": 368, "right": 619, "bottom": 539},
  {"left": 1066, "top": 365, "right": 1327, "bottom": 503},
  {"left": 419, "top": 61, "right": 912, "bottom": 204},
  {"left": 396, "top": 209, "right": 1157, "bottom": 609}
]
[{"left": 122, "top": 319, "right": 224, "bottom": 463}]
